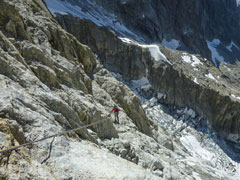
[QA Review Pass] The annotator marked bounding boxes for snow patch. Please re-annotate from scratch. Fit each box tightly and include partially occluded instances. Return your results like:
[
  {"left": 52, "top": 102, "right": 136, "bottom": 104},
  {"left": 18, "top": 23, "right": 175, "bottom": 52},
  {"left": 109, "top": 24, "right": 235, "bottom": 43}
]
[
  {"left": 161, "top": 39, "right": 180, "bottom": 50},
  {"left": 191, "top": 55, "right": 203, "bottom": 66},
  {"left": 193, "top": 78, "right": 199, "bottom": 85},
  {"left": 226, "top": 41, "right": 239, "bottom": 52},
  {"left": 205, "top": 73, "right": 216, "bottom": 81},
  {"left": 180, "top": 135, "right": 214, "bottom": 161},
  {"left": 45, "top": 0, "right": 144, "bottom": 41},
  {"left": 231, "top": 94, "right": 240, "bottom": 100},
  {"left": 206, "top": 39, "right": 225, "bottom": 66},
  {"left": 119, "top": 37, "right": 172, "bottom": 64},
  {"left": 182, "top": 53, "right": 191, "bottom": 63},
  {"left": 140, "top": 44, "right": 168, "bottom": 62},
  {"left": 120, "top": 37, "right": 132, "bottom": 44},
  {"left": 181, "top": 53, "right": 203, "bottom": 67}
]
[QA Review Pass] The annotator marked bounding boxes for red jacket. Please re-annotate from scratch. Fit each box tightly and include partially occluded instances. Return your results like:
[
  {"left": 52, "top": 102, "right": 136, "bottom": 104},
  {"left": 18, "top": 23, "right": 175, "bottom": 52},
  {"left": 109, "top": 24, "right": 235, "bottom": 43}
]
[{"left": 110, "top": 107, "right": 119, "bottom": 113}]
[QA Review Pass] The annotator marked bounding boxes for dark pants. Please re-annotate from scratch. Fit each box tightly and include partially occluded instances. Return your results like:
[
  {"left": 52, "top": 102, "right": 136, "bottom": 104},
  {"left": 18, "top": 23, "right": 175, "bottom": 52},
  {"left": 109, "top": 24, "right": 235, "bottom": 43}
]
[{"left": 114, "top": 112, "right": 119, "bottom": 123}]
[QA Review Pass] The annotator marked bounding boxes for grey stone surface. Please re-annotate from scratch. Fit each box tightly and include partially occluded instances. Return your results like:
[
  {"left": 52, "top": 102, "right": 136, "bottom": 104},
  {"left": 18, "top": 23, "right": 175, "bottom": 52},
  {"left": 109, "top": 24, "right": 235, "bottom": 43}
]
[{"left": 0, "top": 0, "right": 239, "bottom": 179}]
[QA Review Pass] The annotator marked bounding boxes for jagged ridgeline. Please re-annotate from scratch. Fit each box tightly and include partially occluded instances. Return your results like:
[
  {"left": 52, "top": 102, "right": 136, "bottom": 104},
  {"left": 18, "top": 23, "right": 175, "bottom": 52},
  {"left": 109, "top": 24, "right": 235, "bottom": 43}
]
[{"left": 0, "top": 0, "right": 240, "bottom": 179}]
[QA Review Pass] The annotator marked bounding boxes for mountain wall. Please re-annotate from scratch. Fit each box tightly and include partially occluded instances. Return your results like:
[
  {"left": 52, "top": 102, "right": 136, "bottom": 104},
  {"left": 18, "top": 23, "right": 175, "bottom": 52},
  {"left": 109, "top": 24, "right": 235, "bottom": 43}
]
[
  {"left": 94, "top": 0, "right": 240, "bottom": 65},
  {"left": 46, "top": 0, "right": 240, "bottom": 65},
  {"left": 56, "top": 14, "right": 240, "bottom": 140}
]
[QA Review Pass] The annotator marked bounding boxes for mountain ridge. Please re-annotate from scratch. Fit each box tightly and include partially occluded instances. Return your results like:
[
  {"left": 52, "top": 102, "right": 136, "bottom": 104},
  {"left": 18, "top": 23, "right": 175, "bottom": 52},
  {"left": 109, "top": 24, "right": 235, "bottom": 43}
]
[{"left": 46, "top": 0, "right": 240, "bottom": 65}]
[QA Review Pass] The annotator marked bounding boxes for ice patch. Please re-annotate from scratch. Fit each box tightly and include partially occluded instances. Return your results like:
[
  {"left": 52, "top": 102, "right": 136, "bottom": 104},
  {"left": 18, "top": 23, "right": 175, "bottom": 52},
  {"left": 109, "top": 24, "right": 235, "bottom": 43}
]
[
  {"left": 161, "top": 39, "right": 180, "bottom": 50},
  {"left": 206, "top": 39, "right": 225, "bottom": 66},
  {"left": 180, "top": 135, "right": 214, "bottom": 161}
]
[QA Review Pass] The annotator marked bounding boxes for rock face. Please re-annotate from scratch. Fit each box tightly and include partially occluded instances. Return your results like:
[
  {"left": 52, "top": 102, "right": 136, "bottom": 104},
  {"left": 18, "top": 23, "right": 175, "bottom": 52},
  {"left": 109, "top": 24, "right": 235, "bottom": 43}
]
[
  {"left": 1, "top": 0, "right": 240, "bottom": 179},
  {"left": 47, "top": 0, "right": 240, "bottom": 65},
  {"left": 56, "top": 16, "right": 150, "bottom": 81},
  {"left": 0, "top": 0, "right": 157, "bottom": 179},
  {"left": 94, "top": 0, "right": 240, "bottom": 64},
  {"left": 56, "top": 14, "right": 240, "bottom": 139},
  {"left": 149, "top": 47, "right": 240, "bottom": 136}
]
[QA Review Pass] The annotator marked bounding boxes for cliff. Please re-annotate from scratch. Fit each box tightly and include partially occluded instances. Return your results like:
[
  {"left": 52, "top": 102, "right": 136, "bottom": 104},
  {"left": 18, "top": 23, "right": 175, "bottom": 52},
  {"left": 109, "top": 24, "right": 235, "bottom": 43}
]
[{"left": 56, "top": 14, "right": 240, "bottom": 139}]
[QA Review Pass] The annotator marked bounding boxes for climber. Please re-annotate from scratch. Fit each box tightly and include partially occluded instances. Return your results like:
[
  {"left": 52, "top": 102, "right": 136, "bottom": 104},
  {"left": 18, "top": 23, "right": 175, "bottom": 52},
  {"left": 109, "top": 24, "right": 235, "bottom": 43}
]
[{"left": 109, "top": 105, "right": 120, "bottom": 124}]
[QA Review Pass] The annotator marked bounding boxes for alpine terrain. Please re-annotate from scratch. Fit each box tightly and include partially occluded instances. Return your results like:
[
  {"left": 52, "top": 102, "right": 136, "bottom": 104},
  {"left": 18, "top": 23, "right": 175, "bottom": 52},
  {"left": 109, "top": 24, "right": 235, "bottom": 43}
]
[{"left": 1, "top": 0, "right": 240, "bottom": 179}]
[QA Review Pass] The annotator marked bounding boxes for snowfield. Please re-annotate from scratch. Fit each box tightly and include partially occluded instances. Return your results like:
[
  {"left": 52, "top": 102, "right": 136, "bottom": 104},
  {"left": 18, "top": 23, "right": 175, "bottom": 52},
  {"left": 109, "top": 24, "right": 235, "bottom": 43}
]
[
  {"left": 182, "top": 53, "right": 203, "bottom": 67},
  {"left": 120, "top": 37, "right": 172, "bottom": 64},
  {"left": 45, "top": 0, "right": 144, "bottom": 41}
]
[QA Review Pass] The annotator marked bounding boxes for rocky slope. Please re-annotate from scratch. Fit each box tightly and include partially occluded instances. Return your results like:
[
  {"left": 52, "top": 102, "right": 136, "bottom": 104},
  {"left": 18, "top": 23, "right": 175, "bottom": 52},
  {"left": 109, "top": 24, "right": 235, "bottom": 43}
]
[
  {"left": 56, "top": 14, "right": 240, "bottom": 140},
  {"left": 1, "top": 0, "right": 240, "bottom": 180},
  {"left": 0, "top": 0, "right": 154, "bottom": 179}
]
